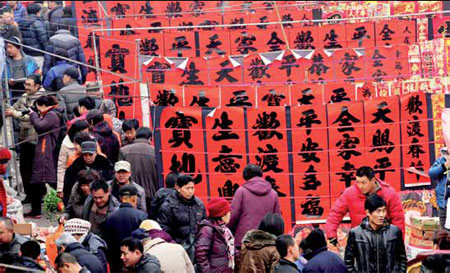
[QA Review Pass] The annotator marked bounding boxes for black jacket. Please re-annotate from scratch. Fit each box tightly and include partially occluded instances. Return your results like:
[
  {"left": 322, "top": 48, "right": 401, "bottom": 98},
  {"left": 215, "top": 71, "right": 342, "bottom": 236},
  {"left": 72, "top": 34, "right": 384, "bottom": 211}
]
[
  {"left": 103, "top": 203, "right": 147, "bottom": 271},
  {"left": 344, "top": 217, "right": 407, "bottom": 273},
  {"left": 18, "top": 14, "right": 48, "bottom": 56},
  {"left": 64, "top": 242, "right": 105, "bottom": 273},
  {"left": 91, "top": 121, "right": 120, "bottom": 164},
  {"left": 9, "top": 256, "right": 44, "bottom": 273},
  {"left": 81, "top": 232, "right": 108, "bottom": 273},
  {"left": 63, "top": 154, "right": 113, "bottom": 204},
  {"left": 130, "top": 253, "right": 161, "bottom": 273},
  {"left": 303, "top": 246, "right": 346, "bottom": 273},
  {"left": 148, "top": 187, "right": 175, "bottom": 220},
  {"left": 274, "top": 258, "right": 300, "bottom": 273},
  {"left": 157, "top": 191, "right": 206, "bottom": 261}
]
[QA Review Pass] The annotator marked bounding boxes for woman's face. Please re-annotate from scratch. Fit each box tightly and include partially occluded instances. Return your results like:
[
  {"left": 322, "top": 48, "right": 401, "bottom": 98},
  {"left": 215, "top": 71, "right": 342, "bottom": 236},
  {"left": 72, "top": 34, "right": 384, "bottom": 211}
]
[
  {"left": 221, "top": 211, "right": 231, "bottom": 224},
  {"left": 80, "top": 183, "right": 91, "bottom": 196}
]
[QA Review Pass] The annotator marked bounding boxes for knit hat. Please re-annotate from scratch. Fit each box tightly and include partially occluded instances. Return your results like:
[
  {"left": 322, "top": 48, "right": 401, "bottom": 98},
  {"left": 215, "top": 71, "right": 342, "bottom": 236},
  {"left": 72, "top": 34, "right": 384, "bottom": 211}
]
[
  {"left": 139, "top": 220, "right": 161, "bottom": 231},
  {"left": 305, "top": 228, "right": 327, "bottom": 251},
  {"left": 207, "top": 197, "right": 230, "bottom": 218},
  {"left": 64, "top": 218, "right": 91, "bottom": 235}
]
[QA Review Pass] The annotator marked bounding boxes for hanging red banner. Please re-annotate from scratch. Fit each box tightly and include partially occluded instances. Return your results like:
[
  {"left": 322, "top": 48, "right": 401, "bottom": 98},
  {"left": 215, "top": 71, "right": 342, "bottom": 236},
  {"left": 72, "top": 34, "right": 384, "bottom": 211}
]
[
  {"left": 273, "top": 53, "right": 308, "bottom": 84},
  {"left": 149, "top": 84, "right": 182, "bottom": 107},
  {"left": 243, "top": 54, "right": 274, "bottom": 84},
  {"left": 208, "top": 56, "right": 244, "bottom": 85},
  {"left": 364, "top": 96, "right": 402, "bottom": 191},
  {"left": 198, "top": 30, "right": 232, "bottom": 57},
  {"left": 290, "top": 84, "right": 323, "bottom": 106},
  {"left": 291, "top": 105, "right": 330, "bottom": 222},
  {"left": 334, "top": 49, "right": 365, "bottom": 82},
  {"left": 142, "top": 57, "right": 174, "bottom": 85},
  {"left": 345, "top": 22, "right": 375, "bottom": 49},
  {"left": 184, "top": 86, "right": 220, "bottom": 107},
  {"left": 317, "top": 24, "right": 347, "bottom": 50},
  {"left": 289, "top": 26, "right": 318, "bottom": 50},
  {"left": 230, "top": 30, "right": 260, "bottom": 55},
  {"left": 306, "top": 50, "right": 334, "bottom": 82},
  {"left": 164, "top": 32, "right": 196, "bottom": 57},
  {"left": 324, "top": 83, "right": 356, "bottom": 104},
  {"left": 257, "top": 86, "right": 289, "bottom": 107},
  {"left": 375, "top": 21, "right": 398, "bottom": 47},
  {"left": 400, "top": 93, "right": 431, "bottom": 187},
  {"left": 221, "top": 86, "right": 256, "bottom": 108}
]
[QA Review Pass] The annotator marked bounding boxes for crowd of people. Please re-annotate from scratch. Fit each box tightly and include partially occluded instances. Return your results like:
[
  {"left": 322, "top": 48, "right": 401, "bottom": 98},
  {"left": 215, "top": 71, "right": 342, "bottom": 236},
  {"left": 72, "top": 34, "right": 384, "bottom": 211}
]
[{"left": 0, "top": 1, "right": 448, "bottom": 272}]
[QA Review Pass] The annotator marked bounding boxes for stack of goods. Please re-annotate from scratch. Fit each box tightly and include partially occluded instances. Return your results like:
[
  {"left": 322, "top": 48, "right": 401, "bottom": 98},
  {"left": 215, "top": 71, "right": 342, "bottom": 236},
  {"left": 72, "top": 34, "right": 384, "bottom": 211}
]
[{"left": 406, "top": 216, "right": 440, "bottom": 259}]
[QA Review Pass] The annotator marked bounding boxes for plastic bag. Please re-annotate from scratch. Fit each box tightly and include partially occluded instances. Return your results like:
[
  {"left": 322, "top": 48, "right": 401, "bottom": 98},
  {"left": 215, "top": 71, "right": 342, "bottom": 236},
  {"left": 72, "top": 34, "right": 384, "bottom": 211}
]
[{"left": 45, "top": 223, "right": 64, "bottom": 267}]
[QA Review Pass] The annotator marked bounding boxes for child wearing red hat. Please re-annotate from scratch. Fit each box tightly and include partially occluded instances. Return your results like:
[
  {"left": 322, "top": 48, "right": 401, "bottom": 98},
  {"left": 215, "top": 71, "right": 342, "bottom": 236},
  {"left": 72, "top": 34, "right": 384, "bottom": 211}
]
[{"left": 195, "top": 197, "right": 235, "bottom": 273}]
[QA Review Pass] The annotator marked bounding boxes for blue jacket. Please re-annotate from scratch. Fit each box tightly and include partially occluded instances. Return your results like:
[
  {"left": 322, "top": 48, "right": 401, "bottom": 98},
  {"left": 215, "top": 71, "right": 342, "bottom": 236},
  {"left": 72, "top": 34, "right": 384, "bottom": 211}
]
[
  {"left": 65, "top": 242, "right": 105, "bottom": 273},
  {"left": 4, "top": 53, "right": 39, "bottom": 81},
  {"left": 18, "top": 14, "right": 48, "bottom": 56},
  {"left": 43, "top": 60, "right": 77, "bottom": 91},
  {"left": 13, "top": 2, "right": 26, "bottom": 24},
  {"left": 429, "top": 156, "right": 448, "bottom": 208},
  {"left": 303, "top": 247, "right": 346, "bottom": 273}
]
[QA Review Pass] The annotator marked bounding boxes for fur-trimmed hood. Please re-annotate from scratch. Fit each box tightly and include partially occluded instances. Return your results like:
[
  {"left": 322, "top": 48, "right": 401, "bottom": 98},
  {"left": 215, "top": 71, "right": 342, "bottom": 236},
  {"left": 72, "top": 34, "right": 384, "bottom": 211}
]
[{"left": 242, "top": 229, "right": 276, "bottom": 250}]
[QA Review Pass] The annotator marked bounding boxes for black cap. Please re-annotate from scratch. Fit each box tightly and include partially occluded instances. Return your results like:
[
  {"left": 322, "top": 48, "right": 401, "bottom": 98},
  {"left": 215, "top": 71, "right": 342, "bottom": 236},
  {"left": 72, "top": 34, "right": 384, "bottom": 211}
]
[
  {"left": 63, "top": 66, "right": 80, "bottom": 80},
  {"left": 119, "top": 184, "right": 138, "bottom": 197}
]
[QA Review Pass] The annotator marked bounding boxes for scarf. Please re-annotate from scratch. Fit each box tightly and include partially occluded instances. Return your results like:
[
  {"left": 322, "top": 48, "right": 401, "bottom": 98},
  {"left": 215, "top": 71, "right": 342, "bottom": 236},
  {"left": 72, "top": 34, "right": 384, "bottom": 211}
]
[{"left": 216, "top": 221, "right": 235, "bottom": 269}]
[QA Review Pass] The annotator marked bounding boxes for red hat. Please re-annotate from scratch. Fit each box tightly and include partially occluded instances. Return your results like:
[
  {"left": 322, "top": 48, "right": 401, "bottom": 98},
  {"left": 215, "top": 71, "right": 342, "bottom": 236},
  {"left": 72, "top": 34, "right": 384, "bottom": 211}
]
[
  {"left": 0, "top": 148, "right": 11, "bottom": 161},
  {"left": 207, "top": 197, "right": 230, "bottom": 218}
]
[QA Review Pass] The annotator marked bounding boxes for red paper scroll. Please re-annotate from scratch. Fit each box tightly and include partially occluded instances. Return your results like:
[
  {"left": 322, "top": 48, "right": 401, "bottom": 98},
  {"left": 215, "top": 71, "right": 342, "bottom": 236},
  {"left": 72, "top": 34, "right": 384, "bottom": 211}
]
[
  {"left": 100, "top": 40, "right": 136, "bottom": 77},
  {"left": 400, "top": 93, "right": 431, "bottom": 187},
  {"left": 103, "top": 76, "right": 141, "bottom": 122},
  {"left": 164, "top": 32, "right": 196, "bottom": 57},
  {"left": 290, "top": 84, "right": 323, "bottom": 106},
  {"left": 306, "top": 50, "right": 334, "bottom": 82},
  {"left": 364, "top": 96, "right": 401, "bottom": 190},
  {"left": 318, "top": 24, "right": 347, "bottom": 50},
  {"left": 257, "top": 86, "right": 289, "bottom": 107},
  {"left": 209, "top": 56, "right": 243, "bottom": 85},
  {"left": 334, "top": 49, "right": 365, "bottom": 82},
  {"left": 328, "top": 101, "right": 365, "bottom": 202},
  {"left": 345, "top": 22, "right": 375, "bottom": 49},
  {"left": 289, "top": 26, "right": 318, "bottom": 50},
  {"left": 149, "top": 84, "right": 182, "bottom": 107},
  {"left": 175, "top": 58, "right": 209, "bottom": 86},
  {"left": 184, "top": 86, "right": 220, "bottom": 108},
  {"left": 247, "top": 107, "right": 291, "bottom": 228},
  {"left": 324, "top": 83, "right": 356, "bottom": 104},
  {"left": 243, "top": 55, "right": 273, "bottom": 84},
  {"left": 221, "top": 86, "right": 256, "bottom": 108},
  {"left": 291, "top": 105, "right": 330, "bottom": 221},
  {"left": 274, "top": 53, "right": 307, "bottom": 84},
  {"left": 375, "top": 21, "right": 398, "bottom": 47},
  {"left": 205, "top": 108, "right": 246, "bottom": 200},
  {"left": 198, "top": 31, "right": 232, "bottom": 57},
  {"left": 159, "top": 107, "right": 207, "bottom": 198}
]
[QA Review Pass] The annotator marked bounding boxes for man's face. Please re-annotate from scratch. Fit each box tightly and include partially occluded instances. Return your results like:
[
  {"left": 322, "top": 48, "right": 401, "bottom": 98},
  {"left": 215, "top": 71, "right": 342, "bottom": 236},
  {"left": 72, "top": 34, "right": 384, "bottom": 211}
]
[
  {"left": 62, "top": 74, "right": 70, "bottom": 85},
  {"left": 115, "top": 170, "right": 131, "bottom": 185},
  {"left": 0, "top": 222, "right": 13, "bottom": 244},
  {"left": 178, "top": 182, "right": 195, "bottom": 200},
  {"left": 6, "top": 43, "right": 19, "bottom": 57},
  {"left": 356, "top": 175, "right": 376, "bottom": 195},
  {"left": 289, "top": 242, "right": 300, "bottom": 260},
  {"left": 120, "top": 246, "right": 141, "bottom": 268},
  {"left": 56, "top": 263, "right": 74, "bottom": 273},
  {"left": 24, "top": 79, "right": 39, "bottom": 95},
  {"left": 125, "top": 129, "right": 136, "bottom": 142},
  {"left": 48, "top": 1, "right": 57, "bottom": 10},
  {"left": 366, "top": 206, "right": 387, "bottom": 227},
  {"left": 82, "top": 152, "right": 96, "bottom": 165},
  {"left": 2, "top": 12, "right": 14, "bottom": 25},
  {"left": 92, "top": 189, "right": 109, "bottom": 208}
]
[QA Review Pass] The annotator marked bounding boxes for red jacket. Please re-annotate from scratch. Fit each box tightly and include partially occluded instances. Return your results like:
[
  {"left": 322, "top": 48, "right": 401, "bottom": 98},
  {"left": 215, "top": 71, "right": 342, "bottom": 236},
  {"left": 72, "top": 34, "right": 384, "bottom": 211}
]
[{"left": 324, "top": 180, "right": 404, "bottom": 239}]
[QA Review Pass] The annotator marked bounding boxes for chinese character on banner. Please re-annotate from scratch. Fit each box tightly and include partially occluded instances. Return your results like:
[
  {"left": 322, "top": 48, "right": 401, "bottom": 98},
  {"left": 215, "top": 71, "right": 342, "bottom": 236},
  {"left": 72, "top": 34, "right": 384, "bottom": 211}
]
[
  {"left": 318, "top": 24, "right": 346, "bottom": 49},
  {"left": 376, "top": 21, "right": 397, "bottom": 47},
  {"left": 258, "top": 86, "right": 289, "bottom": 107},
  {"left": 324, "top": 83, "right": 355, "bottom": 104},
  {"left": 364, "top": 97, "right": 401, "bottom": 190},
  {"left": 328, "top": 102, "right": 365, "bottom": 201},
  {"left": 248, "top": 107, "right": 291, "bottom": 228},
  {"left": 400, "top": 93, "right": 431, "bottom": 187},
  {"left": 165, "top": 32, "right": 196, "bottom": 57},
  {"left": 346, "top": 22, "right": 375, "bottom": 49},
  {"left": 149, "top": 85, "right": 181, "bottom": 106},
  {"left": 289, "top": 26, "right": 318, "bottom": 50},
  {"left": 243, "top": 55, "right": 272, "bottom": 84},
  {"left": 291, "top": 84, "right": 323, "bottom": 106},
  {"left": 307, "top": 50, "right": 334, "bottom": 82},
  {"left": 334, "top": 49, "right": 365, "bottom": 83},
  {"left": 291, "top": 105, "right": 330, "bottom": 221},
  {"left": 206, "top": 108, "right": 246, "bottom": 200},
  {"left": 209, "top": 57, "right": 243, "bottom": 85},
  {"left": 184, "top": 86, "right": 220, "bottom": 108},
  {"left": 142, "top": 57, "right": 173, "bottom": 85},
  {"left": 221, "top": 86, "right": 256, "bottom": 107},
  {"left": 276, "top": 53, "right": 307, "bottom": 84},
  {"left": 199, "top": 31, "right": 231, "bottom": 57},
  {"left": 231, "top": 31, "right": 258, "bottom": 55},
  {"left": 159, "top": 107, "right": 207, "bottom": 197}
]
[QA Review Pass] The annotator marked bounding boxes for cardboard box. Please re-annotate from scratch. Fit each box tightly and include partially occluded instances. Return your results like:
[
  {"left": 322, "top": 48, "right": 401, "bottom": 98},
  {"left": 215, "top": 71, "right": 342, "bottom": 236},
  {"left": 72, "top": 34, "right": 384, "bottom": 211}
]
[{"left": 410, "top": 216, "right": 440, "bottom": 231}]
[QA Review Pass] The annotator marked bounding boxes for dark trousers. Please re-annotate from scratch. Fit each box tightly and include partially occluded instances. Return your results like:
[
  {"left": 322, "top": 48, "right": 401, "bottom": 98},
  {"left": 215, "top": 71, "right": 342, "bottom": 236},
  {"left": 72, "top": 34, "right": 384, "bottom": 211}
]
[
  {"left": 30, "top": 183, "right": 46, "bottom": 215},
  {"left": 19, "top": 142, "right": 35, "bottom": 198}
]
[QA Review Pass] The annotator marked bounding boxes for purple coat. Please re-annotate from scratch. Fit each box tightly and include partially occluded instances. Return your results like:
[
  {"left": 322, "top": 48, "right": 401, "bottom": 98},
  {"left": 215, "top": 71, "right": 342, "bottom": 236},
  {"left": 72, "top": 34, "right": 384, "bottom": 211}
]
[
  {"left": 228, "top": 177, "right": 280, "bottom": 247},
  {"left": 195, "top": 219, "right": 233, "bottom": 273}
]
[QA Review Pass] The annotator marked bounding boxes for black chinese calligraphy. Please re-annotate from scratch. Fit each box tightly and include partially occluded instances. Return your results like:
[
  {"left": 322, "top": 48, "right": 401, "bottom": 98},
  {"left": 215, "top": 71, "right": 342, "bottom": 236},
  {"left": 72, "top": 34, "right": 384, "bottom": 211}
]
[
  {"left": 215, "top": 60, "right": 238, "bottom": 83},
  {"left": 371, "top": 102, "right": 394, "bottom": 123},
  {"left": 308, "top": 53, "right": 330, "bottom": 80},
  {"left": 407, "top": 116, "right": 424, "bottom": 137},
  {"left": 166, "top": 1, "right": 182, "bottom": 18},
  {"left": 323, "top": 29, "right": 342, "bottom": 49},
  {"left": 165, "top": 111, "right": 198, "bottom": 148},
  {"left": 189, "top": 1, "right": 206, "bottom": 17},
  {"left": 255, "top": 144, "right": 283, "bottom": 173},
  {"left": 329, "top": 88, "right": 351, "bottom": 103},
  {"left": 248, "top": 58, "right": 271, "bottom": 82},
  {"left": 153, "top": 89, "right": 179, "bottom": 106},
  {"left": 405, "top": 95, "right": 423, "bottom": 114},
  {"left": 218, "top": 180, "right": 239, "bottom": 198},
  {"left": 336, "top": 162, "right": 356, "bottom": 188},
  {"left": 180, "top": 62, "right": 204, "bottom": 85},
  {"left": 140, "top": 38, "right": 159, "bottom": 56},
  {"left": 370, "top": 129, "right": 395, "bottom": 154},
  {"left": 120, "top": 24, "right": 137, "bottom": 36},
  {"left": 266, "top": 175, "right": 286, "bottom": 197},
  {"left": 297, "top": 109, "right": 321, "bottom": 135},
  {"left": 340, "top": 53, "right": 361, "bottom": 81},
  {"left": 228, "top": 17, "right": 246, "bottom": 30},
  {"left": 146, "top": 62, "right": 171, "bottom": 84},
  {"left": 109, "top": 79, "right": 132, "bottom": 107},
  {"left": 279, "top": 54, "right": 299, "bottom": 79},
  {"left": 336, "top": 133, "right": 362, "bottom": 160},
  {"left": 300, "top": 165, "right": 321, "bottom": 190},
  {"left": 266, "top": 32, "right": 286, "bottom": 52},
  {"left": 252, "top": 112, "right": 283, "bottom": 141},
  {"left": 332, "top": 107, "right": 361, "bottom": 132},
  {"left": 262, "top": 90, "right": 286, "bottom": 106},
  {"left": 352, "top": 26, "right": 371, "bottom": 47},
  {"left": 301, "top": 195, "right": 324, "bottom": 216},
  {"left": 110, "top": 3, "right": 130, "bottom": 18},
  {"left": 293, "top": 31, "right": 315, "bottom": 49},
  {"left": 297, "top": 88, "right": 315, "bottom": 105},
  {"left": 205, "top": 34, "right": 226, "bottom": 56},
  {"left": 299, "top": 138, "right": 322, "bottom": 163},
  {"left": 169, "top": 153, "right": 202, "bottom": 183},
  {"left": 407, "top": 138, "right": 425, "bottom": 158},
  {"left": 81, "top": 7, "right": 99, "bottom": 25},
  {"left": 379, "top": 24, "right": 395, "bottom": 45},
  {"left": 105, "top": 44, "right": 130, "bottom": 73},
  {"left": 212, "top": 145, "right": 243, "bottom": 173},
  {"left": 171, "top": 36, "right": 192, "bottom": 57},
  {"left": 373, "top": 157, "right": 394, "bottom": 180},
  {"left": 235, "top": 32, "right": 257, "bottom": 54},
  {"left": 226, "top": 90, "right": 253, "bottom": 107},
  {"left": 138, "top": 1, "right": 155, "bottom": 18},
  {"left": 212, "top": 112, "right": 239, "bottom": 141},
  {"left": 189, "top": 91, "right": 210, "bottom": 107}
]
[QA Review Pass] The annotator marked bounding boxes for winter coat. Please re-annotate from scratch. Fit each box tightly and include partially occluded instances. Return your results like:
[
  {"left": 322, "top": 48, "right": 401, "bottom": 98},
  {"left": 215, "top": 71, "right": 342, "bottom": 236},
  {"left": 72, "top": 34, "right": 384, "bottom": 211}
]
[
  {"left": 129, "top": 253, "right": 161, "bottom": 273},
  {"left": 57, "top": 135, "right": 75, "bottom": 193},
  {"left": 0, "top": 23, "right": 22, "bottom": 41},
  {"left": 63, "top": 154, "right": 113, "bottom": 205},
  {"left": 46, "top": 6, "right": 64, "bottom": 37},
  {"left": 43, "top": 60, "right": 78, "bottom": 91},
  {"left": 29, "top": 107, "right": 63, "bottom": 184},
  {"left": 142, "top": 237, "right": 194, "bottom": 273},
  {"left": 12, "top": 3, "right": 26, "bottom": 24},
  {"left": 58, "top": 81, "right": 86, "bottom": 120},
  {"left": 108, "top": 179, "right": 147, "bottom": 212},
  {"left": 149, "top": 187, "right": 175, "bottom": 220},
  {"left": 421, "top": 253, "right": 450, "bottom": 273},
  {"left": 195, "top": 219, "right": 234, "bottom": 273},
  {"left": 64, "top": 242, "right": 105, "bottom": 273},
  {"left": 324, "top": 180, "right": 405, "bottom": 239},
  {"left": 239, "top": 230, "right": 279, "bottom": 273},
  {"left": 18, "top": 14, "right": 48, "bottom": 56},
  {"left": 81, "top": 194, "right": 120, "bottom": 236},
  {"left": 157, "top": 191, "right": 206, "bottom": 261},
  {"left": 273, "top": 258, "right": 301, "bottom": 273},
  {"left": 103, "top": 202, "right": 147, "bottom": 270},
  {"left": 344, "top": 217, "right": 407, "bottom": 273},
  {"left": 43, "top": 29, "right": 87, "bottom": 81},
  {"left": 228, "top": 176, "right": 281, "bottom": 248},
  {"left": 119, "top": 139, "right": 159, "bottom": 199},
  {"left": 10, "top": 89, "right": 45, "bottom": 143},
  {"left": 91, "top": 121, "right": 120, "bottom": 164},
  {"left": 81, "top": 232, "right": 108, "bottom": 273},
  {"left": 63, "top": 182, "right": 88, "bottom": 219},
  {"left": 4, "top": 52, "right": 39, "bottom": 82},
  {"left": 0, "top": 233, "right": 28, "bottom": 256},
  {"left": 10, "top": 256, "right": 44, "bottom": 273},
  {"left": 302, "top": 246, "right": 346, "bottom": 273},
  {"left": 429, "top": 156, "right": 449, "bottom": 208}
]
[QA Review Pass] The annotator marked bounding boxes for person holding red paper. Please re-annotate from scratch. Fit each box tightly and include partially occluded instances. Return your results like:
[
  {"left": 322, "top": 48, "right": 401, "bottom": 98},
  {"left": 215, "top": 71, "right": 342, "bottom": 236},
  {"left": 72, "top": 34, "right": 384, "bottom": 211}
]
[{"left": 325, "top": 166, "right": 405, "bottom": 245}]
